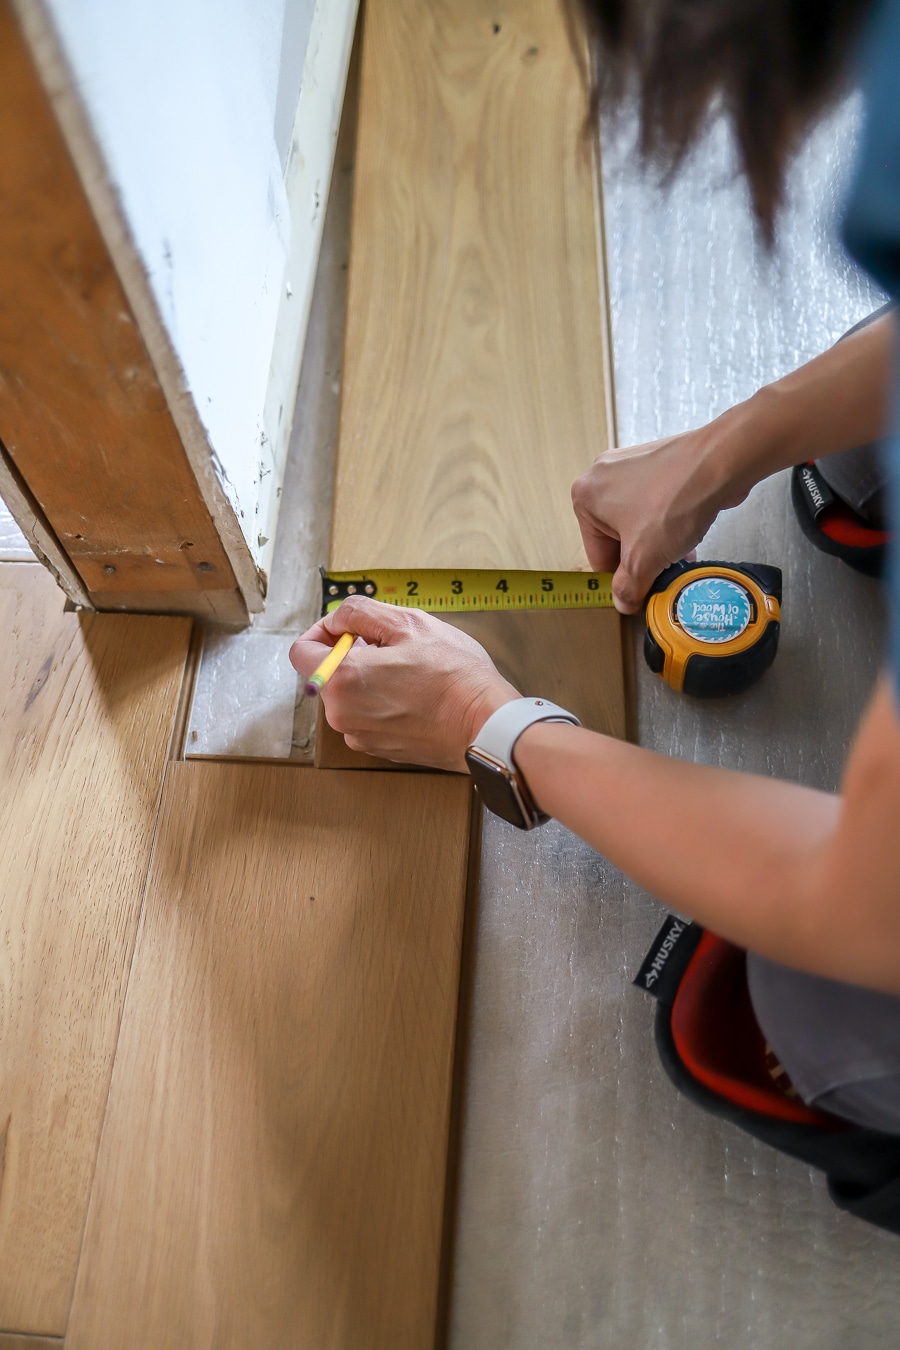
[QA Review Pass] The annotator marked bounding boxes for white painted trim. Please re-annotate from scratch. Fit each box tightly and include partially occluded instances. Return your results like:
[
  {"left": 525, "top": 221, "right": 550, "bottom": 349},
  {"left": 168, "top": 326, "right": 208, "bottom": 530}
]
[{"left": 256, "top": 0, "right": 359, "bottom": 580}]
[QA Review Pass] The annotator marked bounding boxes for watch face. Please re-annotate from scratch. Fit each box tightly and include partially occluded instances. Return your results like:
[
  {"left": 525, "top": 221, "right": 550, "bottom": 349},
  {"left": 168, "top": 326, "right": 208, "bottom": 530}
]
[{"left": 465, "top": 749, "right": 532, "bottom": 828}]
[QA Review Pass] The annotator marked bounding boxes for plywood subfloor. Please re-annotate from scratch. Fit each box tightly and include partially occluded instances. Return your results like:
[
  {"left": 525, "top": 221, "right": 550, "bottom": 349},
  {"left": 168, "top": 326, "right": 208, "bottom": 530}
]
[
  {"left": 66, "top": 763, "right": 474, "bottom": 1350},
  {"left": 330, "top": 0, "right": 613, "bottom": 573},
  {"left": 0, "top": 563, "right": 190, "bottom": 1334}
]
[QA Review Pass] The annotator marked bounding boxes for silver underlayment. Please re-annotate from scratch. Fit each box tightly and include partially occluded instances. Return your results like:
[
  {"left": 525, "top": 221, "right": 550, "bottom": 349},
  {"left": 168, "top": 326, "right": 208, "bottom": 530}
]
[
  {"left": 0, "top": 502, "right": 32, "bottom": 560},
  {"left": 448, "top": 97, "right": 899, "bottom": 1349},
  {"left": 184, "top": 109, "right": 352, "bottom": 761}
]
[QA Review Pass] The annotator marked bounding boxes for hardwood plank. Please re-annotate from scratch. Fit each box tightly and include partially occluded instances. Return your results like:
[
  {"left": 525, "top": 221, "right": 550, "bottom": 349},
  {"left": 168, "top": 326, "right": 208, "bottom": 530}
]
[
  {"left": 0, "top": 1336, "right": 61, "bottom": 1349},
  {"left": 0, "top": 2, "right": 251, "bottom": 616},
  {"left": 67, "top": 764, "right": 473, "bottom": 1350},
  {"left": 0, "top": 563, "right": 191, "bottom": 1333},
  {"left": 319, "top": 0, "right": 625, "bottom": 768},
  {"left": 316, "top": 608, "right": 625, "bottom": 768},
  {"left": 330, "top": 0, "right": 613, "bottom": 572}
]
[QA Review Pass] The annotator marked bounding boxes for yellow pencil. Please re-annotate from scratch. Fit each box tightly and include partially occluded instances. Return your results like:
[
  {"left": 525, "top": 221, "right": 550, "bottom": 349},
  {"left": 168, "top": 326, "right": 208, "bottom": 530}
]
[{"left": 302, "top": 631, "right": 355, "bottom": 697}]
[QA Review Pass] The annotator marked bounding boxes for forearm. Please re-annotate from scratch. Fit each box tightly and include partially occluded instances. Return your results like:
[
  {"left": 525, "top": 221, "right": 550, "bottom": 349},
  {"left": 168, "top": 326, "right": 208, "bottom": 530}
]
[
  {"left": 514, "top": 678, "right": 900, "bottom": 993},
  {"left": 705, "top": 311, "right": 894, "bottom": 503},
  {"left": 515, "top": 723, "right": 837, "bottom": 962},
  {"left": 512, "top": 675, "right": 900, "bottom": 993}
]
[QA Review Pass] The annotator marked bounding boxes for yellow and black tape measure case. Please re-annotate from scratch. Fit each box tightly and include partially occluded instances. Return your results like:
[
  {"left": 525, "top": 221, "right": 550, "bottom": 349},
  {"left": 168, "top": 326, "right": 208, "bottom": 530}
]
[
  {"left": 643, "top": 560, "right": 782, "bottom": 697},
  {"left": 320, "top": 561, "right": 782, "bottom": 699}
]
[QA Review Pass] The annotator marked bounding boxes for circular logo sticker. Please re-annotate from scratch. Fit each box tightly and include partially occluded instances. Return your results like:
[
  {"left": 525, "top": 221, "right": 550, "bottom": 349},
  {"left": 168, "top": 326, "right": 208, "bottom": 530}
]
[{"left": 675, "top": 577, "right": 752, "bottom": 645}]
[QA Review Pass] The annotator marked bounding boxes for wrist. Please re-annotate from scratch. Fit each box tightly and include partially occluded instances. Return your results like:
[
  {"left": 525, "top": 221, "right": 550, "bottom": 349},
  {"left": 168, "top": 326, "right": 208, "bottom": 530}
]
[
  {"left": 695, "top": 395, "right": 781, "bottom": 508},
  {"left": 466, "top": 698, "right": 581, "bottom": 828},
  {"left": 512, "top": 718, "right": 583, "bottom": 816},
  {"left": 724, "top": 380, "right": 827, "bottom": 491},
  {"left": 462, "top": 679, "right": 521, "bottom": 755}
]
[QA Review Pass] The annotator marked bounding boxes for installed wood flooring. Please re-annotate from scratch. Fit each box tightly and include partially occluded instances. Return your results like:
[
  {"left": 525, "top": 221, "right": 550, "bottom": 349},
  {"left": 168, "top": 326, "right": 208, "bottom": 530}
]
[
  {"left": 0, "top": 564, "right": 190, "bottom": 1333},
  {"left": 67, "top": 766, "right": 472, "bottom": 1350},
  {"left": 0, "top": 562, "right": 472, "bottom": 1346}
]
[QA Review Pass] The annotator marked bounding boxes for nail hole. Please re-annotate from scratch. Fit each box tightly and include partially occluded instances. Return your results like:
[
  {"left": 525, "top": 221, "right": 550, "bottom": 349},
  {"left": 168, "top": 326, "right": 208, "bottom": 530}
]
[
  {"left": 103, "top": 564, "right": 116, "bottom": 574},
  {"left": 197, "top": 561, "right": 215, "bottom": 573},
  {"left": 492, "top": 22, "right": 500, "bottom": 33}
]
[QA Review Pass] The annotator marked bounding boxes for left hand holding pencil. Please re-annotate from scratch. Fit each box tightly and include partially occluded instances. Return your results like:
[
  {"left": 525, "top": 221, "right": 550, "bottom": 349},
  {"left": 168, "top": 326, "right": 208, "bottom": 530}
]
[{"left": 289, "top": 596, "right": 519, "bottom": 771}]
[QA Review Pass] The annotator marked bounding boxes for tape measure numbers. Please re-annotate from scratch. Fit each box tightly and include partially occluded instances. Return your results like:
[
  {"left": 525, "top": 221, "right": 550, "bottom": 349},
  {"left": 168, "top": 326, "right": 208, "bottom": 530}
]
[
  {"left": 320, "top": 560, "right": 783, "bottom": 699},
  {"left": 644, "top": 561, "right": 782, "bottom": 697},
  {"left": 321, "top": 568, "right": 615, "bottom": 614}
]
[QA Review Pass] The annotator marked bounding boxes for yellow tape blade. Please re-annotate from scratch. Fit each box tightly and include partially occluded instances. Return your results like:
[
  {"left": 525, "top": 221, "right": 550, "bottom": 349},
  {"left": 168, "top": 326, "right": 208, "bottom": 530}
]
[{"left": 323, "top": 568, "right": 614, "bottom": 613}]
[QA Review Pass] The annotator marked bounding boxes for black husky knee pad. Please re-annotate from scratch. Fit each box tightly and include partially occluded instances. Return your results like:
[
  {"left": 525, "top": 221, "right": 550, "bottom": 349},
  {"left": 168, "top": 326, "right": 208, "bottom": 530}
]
[
  {"left": 635, "top": 916, "right": 900, "bottom": 1237},
  {"left": 791, "top": 461, "right": 891, "bottom": 577}
]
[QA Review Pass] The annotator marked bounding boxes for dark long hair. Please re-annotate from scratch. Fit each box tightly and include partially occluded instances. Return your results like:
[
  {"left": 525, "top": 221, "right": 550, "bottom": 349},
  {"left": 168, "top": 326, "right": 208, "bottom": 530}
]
[{"left": 574, "top": 0, "right": 874, "bottom": 241}]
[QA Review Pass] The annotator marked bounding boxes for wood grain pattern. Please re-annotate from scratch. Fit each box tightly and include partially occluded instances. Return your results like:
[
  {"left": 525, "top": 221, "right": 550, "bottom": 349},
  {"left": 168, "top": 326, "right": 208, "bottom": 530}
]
[
  {"left": 330, "top": 0, "right": 613, "bottom": 572},
  {"left": 0, "top": 564, "right": 191, "bottom": 1333},
  {"left": 316, "top": 608, "right": 625, "bottom": 768},
  {"left": 322, "top": 0, "right": 624, "bottom": 769},
  {"left": 0, "top": 2, "right": 248, "bottom": 617},
  {"left": 0, "top": 1337, "right": 61, "bottom": 1349},
  {"left": 67, "top": 764, "right": 474, "bottom": 1350}
]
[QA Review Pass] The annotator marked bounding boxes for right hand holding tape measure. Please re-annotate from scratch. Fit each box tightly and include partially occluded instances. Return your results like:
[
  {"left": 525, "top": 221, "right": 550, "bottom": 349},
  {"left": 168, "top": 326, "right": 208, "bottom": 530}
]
[{"left": 643, "top": 561, "right": 782, "bottom": 697}]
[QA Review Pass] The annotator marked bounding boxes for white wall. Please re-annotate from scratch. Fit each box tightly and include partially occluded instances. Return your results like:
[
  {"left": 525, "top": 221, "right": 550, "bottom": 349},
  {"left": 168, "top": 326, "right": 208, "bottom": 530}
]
[{"left": 44, "top": 0, "right": 320, "bottom": 568}]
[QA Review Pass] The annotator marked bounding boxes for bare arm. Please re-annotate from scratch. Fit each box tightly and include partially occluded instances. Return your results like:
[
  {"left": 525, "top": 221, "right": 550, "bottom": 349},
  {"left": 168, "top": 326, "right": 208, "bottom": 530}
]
[
  {"left": 515, "top": 676, "right": 900, "bottom": 993},
  {"left": 572, "top": 311, "right": 895, "bottom": 611},
  {"left": 290, "top": 598, "right": 900, "bottom": 996},
  {"left": 726, "top": 309, "right": 894, "bottom": 486}
]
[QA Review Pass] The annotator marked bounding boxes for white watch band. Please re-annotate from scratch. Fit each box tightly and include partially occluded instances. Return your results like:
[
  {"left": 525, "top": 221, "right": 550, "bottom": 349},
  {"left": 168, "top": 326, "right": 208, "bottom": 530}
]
[{"left": 470, "top": 697, "right": 581, "bottom": 765}]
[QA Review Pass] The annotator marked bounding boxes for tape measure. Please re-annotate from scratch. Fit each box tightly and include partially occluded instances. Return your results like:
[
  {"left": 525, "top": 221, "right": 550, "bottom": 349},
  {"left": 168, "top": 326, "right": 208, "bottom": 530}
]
[
  {"left": 320, "top": 567, "right": 614, "bottom": 613},
  {"left": 320, "top": 561, "right": 782, "bottom": 699},
  {"left": 643, "top": 561, "right": 782, "bottom": 697}
]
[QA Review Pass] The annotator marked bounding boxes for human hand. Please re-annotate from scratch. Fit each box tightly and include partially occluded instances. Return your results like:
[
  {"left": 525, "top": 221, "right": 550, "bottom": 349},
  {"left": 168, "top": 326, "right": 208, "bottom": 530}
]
[
  {"left": 289, "top": 596, "right": 520, "bottom": 771},
  {"left": 571, "top": 423, "right": 750, "bottom": 613}
]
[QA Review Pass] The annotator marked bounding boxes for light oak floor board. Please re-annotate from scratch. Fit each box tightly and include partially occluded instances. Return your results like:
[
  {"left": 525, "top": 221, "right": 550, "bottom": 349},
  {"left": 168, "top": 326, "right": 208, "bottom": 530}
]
[
  {"left": 0, "top": 1337, "right": 61, "bottom": 1349},
  {"left": 321, "top": 0, "right": 625, "bottom": 768},
  {"left": 0, "top": 564, "right": 191, "bottom": 1333},
  {"left": 67, "top": 763, "right": 473, "bottom": 1350},
  {"left": 316, "top": 608, "right": 624, "bottom": 768},
  {"left": 330, "top": 0, "right": 613, "bottom": 572}
]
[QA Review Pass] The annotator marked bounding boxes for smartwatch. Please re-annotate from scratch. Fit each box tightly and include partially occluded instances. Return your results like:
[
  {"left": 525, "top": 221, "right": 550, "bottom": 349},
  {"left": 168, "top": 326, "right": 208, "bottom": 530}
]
[{"left": 464, "top": 697, "right": 581, "bottom": 830}]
